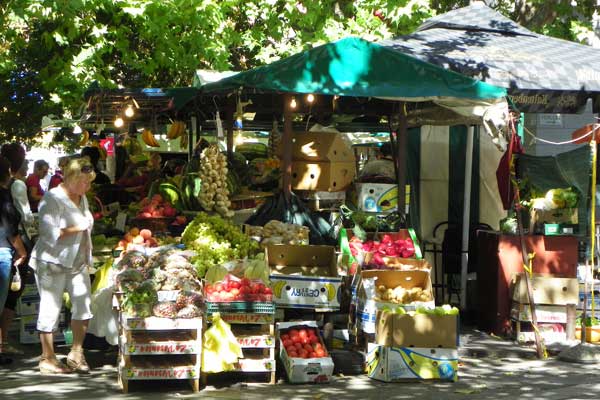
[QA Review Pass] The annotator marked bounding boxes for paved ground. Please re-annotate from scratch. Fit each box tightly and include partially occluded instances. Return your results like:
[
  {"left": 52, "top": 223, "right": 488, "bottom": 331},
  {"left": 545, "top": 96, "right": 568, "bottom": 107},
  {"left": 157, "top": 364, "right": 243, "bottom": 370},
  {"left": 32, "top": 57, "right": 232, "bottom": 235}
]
[{"left": 1, "top": 329, "right": 600, "bottom": 400}]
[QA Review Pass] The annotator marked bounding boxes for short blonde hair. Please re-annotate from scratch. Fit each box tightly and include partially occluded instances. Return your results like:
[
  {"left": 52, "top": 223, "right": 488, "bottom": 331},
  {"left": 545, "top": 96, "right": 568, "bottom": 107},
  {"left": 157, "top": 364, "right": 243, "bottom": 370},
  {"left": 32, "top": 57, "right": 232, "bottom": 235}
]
[{"left": 63, "top": 157, "right": 96, "bottom": 184}]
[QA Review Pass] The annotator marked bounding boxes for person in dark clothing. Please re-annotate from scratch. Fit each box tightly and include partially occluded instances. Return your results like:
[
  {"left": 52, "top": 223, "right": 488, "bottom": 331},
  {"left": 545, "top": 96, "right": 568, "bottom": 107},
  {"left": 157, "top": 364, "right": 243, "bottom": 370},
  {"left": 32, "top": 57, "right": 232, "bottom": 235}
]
[
  {"left": 0, "top": 156, "right": 28, "bottom": 365},
  {"left": 80, "top": 147, "right": 111, "bottom": 184}
]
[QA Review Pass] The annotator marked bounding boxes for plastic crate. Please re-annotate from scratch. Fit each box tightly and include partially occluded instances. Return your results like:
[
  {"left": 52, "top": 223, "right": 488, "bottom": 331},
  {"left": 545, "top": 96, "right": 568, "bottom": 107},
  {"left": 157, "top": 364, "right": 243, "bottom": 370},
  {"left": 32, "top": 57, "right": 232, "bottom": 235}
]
[{"left": 205, "top": 301, "right": 275, "bottom": 315}]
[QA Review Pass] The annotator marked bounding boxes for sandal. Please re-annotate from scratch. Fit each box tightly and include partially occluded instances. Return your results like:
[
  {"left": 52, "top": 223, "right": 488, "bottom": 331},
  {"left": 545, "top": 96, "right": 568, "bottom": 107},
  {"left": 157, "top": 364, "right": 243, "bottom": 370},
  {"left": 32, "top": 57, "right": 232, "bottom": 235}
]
[
  {"left": 39, "top": 357, "right": 70, "bottom": 374},
  {"left": 66, "top": 349, "right": 90, "bottom": 374}
]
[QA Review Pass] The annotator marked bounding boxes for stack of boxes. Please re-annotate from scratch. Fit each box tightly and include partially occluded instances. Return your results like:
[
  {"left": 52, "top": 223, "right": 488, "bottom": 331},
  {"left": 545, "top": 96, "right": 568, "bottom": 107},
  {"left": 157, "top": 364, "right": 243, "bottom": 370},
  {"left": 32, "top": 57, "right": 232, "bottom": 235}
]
[
  {"left": 285, "top": 131, "right": 355, "bottom": 192},
  {"left": 18, "top": 283, "right": 66, "bottom": 344},
  {"left": 509, "top": 273, "right": 578, "bottom": 343},
  {"left": 576, "top": 264, "right": 600, "bottom": 343},
  {"left": 354, "top": 268, "right": 459, "bottom": 381}
]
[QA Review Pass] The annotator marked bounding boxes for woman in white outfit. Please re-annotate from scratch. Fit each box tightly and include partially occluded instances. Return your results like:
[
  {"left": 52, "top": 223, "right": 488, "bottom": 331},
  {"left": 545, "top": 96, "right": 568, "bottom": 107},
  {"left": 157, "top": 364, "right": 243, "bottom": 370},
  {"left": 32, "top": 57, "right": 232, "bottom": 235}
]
[{"left": 30, "top": 157, "right": 95, "bottom": 374}]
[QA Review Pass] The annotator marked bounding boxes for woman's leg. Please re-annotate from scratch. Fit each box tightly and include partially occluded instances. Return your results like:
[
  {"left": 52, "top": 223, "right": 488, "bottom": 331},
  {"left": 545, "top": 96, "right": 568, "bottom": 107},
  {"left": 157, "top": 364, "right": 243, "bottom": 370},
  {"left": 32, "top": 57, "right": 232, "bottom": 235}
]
[
  {"left": 66, "top": 266, "right": 93, "bottom": 371},
  {"left": 34, "top": 262, "right": 67, "bottom": 363},
  {"left": 0, "top": 250, "right": 13, "bottom": 364}
]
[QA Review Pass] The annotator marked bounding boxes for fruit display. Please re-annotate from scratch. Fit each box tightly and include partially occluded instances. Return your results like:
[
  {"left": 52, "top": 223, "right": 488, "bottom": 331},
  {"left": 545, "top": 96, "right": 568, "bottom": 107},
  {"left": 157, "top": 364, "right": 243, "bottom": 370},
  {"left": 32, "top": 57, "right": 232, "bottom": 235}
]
[
  {"left": 280, "top": 327, "right": 329, "bottom": 359},
  {"left": 375, "top": 284, "right": 432, "bottom": 304},
  {"left": 181, "top": 212, "right": 260, "bottom": 278},
  {"left": 348, "top": 234, "right": 416, "bottom": 267},
  {"left": 141, "top": 128, "right": 160, "bottom": 147},
  {"left": 246, "top": 220, "right": 309, "bottom": 247},
  {"left": 114, "top": 248, "right": 204, "bottom": 318},
  {"left": 137, "top": 194, "right": 178, "bottom": 219},
  {"left": 198, "top": 145, "right": 234, "bottom": 218},
  {"left": 116, "top": 227, "right": 159, "bottom": 251},
  {"left": 204, "top": 274, "right": 273, "bottom": 302}
]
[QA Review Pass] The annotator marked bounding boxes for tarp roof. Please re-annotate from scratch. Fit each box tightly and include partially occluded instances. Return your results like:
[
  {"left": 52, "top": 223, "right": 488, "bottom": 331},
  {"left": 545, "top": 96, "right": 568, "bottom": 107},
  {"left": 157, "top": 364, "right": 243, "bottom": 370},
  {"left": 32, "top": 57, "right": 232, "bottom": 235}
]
[
  {"left": 200, "top": 37, "right": 506, "bottom": 103},
  {"left": 380, "top": 2, "right": 600, "bottom": 113}
]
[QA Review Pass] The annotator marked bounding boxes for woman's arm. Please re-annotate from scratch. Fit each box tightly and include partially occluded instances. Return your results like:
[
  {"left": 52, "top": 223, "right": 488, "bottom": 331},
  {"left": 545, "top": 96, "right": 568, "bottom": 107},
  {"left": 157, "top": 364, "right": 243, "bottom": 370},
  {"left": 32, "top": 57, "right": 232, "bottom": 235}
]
[
  {"left": 8, "top": 234, "right": 27, "bottom": 267},
  {"left": 11, "top": 181, "right": 34, "bottom": 224}
]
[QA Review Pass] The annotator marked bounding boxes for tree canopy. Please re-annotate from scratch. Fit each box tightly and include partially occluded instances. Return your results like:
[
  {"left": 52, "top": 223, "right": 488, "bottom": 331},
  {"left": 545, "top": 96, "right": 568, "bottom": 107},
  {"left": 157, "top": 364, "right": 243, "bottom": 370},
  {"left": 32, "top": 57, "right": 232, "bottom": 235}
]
[{"left": 1, "top": 0, "right": 598, "bottom": 141}]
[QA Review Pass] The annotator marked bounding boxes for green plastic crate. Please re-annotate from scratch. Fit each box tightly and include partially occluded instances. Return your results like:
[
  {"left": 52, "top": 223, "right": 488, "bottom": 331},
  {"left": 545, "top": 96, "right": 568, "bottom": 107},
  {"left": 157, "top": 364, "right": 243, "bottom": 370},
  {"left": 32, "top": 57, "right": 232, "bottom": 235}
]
[{"left": 205, "top": 301, "right": 275, "bottom": 315}]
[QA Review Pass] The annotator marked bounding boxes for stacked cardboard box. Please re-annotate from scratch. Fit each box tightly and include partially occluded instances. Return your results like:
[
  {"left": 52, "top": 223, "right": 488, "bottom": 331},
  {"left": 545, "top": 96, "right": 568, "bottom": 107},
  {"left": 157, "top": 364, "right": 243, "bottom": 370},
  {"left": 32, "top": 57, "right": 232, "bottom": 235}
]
[
  {"left": 353, "top": 269, "right": 458, "bottom": 382},
  {"left": 282, "top": 131, "right": 355, "bottom": 192},
  {"left": 18, "top": 284, "right": 66, "bottom": 344},
  {"left": 510, "top": 273, "right": 578, "bottom": 343}
]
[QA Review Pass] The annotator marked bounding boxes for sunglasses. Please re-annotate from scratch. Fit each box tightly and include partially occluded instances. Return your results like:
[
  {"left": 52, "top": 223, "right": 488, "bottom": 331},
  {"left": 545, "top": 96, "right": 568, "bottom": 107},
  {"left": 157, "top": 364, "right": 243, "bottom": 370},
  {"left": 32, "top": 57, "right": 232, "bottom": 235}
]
[{"left": 81, "top": 165, "right": 94, "bottom": 173}]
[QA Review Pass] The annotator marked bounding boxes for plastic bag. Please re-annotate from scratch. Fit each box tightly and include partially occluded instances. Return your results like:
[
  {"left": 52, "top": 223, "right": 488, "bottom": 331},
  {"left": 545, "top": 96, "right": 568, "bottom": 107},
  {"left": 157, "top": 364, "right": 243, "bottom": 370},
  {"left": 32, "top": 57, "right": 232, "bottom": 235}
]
[{"left": 202, "top": 312, "right": 243, "bottom": 373}]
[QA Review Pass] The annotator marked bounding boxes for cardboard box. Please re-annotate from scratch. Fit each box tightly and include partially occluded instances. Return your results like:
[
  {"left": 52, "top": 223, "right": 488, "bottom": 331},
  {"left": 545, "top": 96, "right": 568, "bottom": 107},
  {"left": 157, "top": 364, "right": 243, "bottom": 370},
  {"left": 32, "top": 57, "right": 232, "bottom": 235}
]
[
  {"left": 578, "top": 292, "right": 600, "bottom": 311},
  {"left": 512, "top": 321, "right": 568, "bottom": 344},
  {"left": 360, "top": 270, "right": 434, "bottom": 308},
  {"left": 267, "top": 244, "right": 342, "bottom": 310},
  {"left": 511, "top": 273, "right": 578, "bottom": 305},
  {"left": 120, "top": 314, "right": 203, "bottom": 331},
  {"left": 120, "top": 365, "right": 200, "bottom": 380},
  {"left": 20, "top": 314, "right": 66, "bottom": 344},
  {"left": 291, "top": 161, "right": 355, "bottom": 192},
  {"left": 17, "top": 296, "right": 41, "bottom": 315},
  {"left": 357, "top": 299, "right": 410, "bottom": 334},
  {"left": 280, "top": 131, "right": 354, "bottom": 162},
  {"left": 366, "top": 343, "right": 458, "bottom": 382},
  {"left": 355, "top": 183, "right": 398, "bottom": 213},
  {"left": 510, "top": 302, "right": 567, "bottom": 323},
  {"left": 374, "top": 312, "right": 458, "bottom": 348},
  {"left": 277, "top": 321, "right": 335, "bottom": 383}
]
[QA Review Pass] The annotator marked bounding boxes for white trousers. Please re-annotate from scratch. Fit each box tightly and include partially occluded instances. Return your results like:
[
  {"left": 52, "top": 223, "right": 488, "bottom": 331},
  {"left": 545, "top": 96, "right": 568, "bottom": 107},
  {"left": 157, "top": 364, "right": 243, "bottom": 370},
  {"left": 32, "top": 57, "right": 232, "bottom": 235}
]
[{"left": 34, "top": 261, "right": 93, "bottom": 332}]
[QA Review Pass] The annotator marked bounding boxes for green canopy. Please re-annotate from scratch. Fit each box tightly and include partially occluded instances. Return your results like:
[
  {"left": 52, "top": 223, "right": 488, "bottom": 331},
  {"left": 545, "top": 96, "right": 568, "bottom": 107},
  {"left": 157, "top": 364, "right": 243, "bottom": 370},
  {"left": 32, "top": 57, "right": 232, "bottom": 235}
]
[{"left": 200, "top": 37, "right": 506, "bottom": 102}]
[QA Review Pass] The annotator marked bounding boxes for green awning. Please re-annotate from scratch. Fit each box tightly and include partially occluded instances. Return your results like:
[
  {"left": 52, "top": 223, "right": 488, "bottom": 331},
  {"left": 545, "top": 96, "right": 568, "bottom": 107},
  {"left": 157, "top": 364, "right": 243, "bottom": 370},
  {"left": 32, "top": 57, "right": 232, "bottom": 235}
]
[{"left": 200, "top": 37, "right": 506, "bottom": 102}]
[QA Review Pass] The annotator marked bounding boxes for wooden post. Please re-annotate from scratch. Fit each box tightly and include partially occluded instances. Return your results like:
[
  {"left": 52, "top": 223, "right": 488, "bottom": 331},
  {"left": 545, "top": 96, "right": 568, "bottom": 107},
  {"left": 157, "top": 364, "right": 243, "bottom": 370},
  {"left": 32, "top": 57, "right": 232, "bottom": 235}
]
[
  {"left": 396, "top": 103, "right": 408, "bottom": 217},
  {"left": 282, "top": 94, "right": 294, "bottom": 201},
  {"left": 226, "top": 98, "right": 235, "bottom": 161},
  {"left": 566, "top": 304, "right": 576, "bottom": 341}
]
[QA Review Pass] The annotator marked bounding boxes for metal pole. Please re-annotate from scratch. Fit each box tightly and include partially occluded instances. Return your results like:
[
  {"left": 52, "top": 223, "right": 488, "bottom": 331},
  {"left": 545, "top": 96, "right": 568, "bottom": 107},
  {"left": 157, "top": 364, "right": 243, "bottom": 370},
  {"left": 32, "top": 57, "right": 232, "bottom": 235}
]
[
  {"left": 282, "top": 94, "right": 294, "bottom": 201},
  {"left": 460, "top": 126, "right": 474, "bottom": 310},
  {"left": 396, "top": 103, "right": 408, "bottom": 217}
]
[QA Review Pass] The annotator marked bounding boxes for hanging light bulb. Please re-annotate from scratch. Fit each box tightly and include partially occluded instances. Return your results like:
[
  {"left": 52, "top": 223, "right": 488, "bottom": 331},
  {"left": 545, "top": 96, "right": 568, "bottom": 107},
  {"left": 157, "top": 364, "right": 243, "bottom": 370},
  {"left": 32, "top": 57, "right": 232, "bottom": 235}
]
[
  {"left": 114, "top": 117, "right": 124, "bottom": 128},
  {"left": 125, "top": 104, "right": 135, "bottom": 118},
  {"left": 306, "top": 94, "right": 315, "bottom": 103},
  {"left": 290, "top": 97, "right": 297, "bottom": 109}
]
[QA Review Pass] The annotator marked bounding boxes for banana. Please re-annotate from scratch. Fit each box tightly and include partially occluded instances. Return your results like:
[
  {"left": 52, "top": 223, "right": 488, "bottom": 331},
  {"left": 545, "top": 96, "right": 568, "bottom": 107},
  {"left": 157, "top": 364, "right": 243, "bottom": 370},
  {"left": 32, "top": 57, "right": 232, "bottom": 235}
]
[
  {"left": 142, "top": 128, "right": 160, "bottom": 147},
  {"left": 272, "top": 280, "right": 287, "bottom": 298},
  {"left": 180, "top": 130, "right": 188, "bottom": 149},
  {"left": 176, "top": 121, "right": 185, "bottom": 138},
  {"left": 78, "top": 130, "right": 90, "bottom": 146},
  {"left": 167, "top": 121, "right": 181, "bottom": 139},
  {"left": 325, "top": 283, "right": 336, "bottom": 301}
]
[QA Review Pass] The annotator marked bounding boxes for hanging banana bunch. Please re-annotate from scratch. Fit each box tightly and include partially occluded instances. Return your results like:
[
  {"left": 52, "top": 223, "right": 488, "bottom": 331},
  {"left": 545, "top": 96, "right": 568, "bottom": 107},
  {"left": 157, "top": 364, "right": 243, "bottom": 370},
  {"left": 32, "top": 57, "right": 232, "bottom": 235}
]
[
  {"left": 180, "top": 131, "right": 189, "bottom": 150},
  {"left": 141, "top": 128, "right": 160, "bottom": 147},
  {"left": 167, "top": 120, "right": 186, "bottom": 140}
]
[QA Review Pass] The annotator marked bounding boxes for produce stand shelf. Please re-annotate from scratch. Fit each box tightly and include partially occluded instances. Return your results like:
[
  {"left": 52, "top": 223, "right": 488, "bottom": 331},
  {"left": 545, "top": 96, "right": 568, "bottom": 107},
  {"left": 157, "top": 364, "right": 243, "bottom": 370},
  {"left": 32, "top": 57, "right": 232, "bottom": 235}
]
[
  {"left": 118, "top": 313, "right": 203, "bottom": 394},
  {"left": 202, "top": 302, "right": 276, "bottom": 385}
]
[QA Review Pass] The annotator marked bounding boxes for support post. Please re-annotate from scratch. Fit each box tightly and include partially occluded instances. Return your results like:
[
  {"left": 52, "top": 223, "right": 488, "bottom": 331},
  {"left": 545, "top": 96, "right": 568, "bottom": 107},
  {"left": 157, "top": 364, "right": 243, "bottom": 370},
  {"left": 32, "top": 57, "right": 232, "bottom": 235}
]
[
  {"left": 282, "top": 94, "right": 294, "bottom": 201},
  {"left": 395, "top": 103, "right": 408, "bottom": 217},
  {"left": 226, "top": 98, "right": 235, "bottom": 161},
  {"left": 460, "top": 126, "right": 474, "bottom": 310}
]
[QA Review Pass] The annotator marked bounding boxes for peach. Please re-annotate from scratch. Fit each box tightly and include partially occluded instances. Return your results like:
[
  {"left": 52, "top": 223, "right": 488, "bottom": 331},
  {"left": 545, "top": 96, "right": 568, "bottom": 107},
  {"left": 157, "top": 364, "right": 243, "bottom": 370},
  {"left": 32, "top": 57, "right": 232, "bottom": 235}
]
[{"left": 140, "top": 229, "right": 152, "bottom": 240}]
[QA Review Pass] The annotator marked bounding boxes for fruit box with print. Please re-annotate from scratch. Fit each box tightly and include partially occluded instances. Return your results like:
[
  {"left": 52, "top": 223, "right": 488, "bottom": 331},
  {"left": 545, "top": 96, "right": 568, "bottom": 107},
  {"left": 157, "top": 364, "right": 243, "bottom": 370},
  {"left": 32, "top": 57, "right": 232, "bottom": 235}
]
[
  {"left": 354, "top": 183, "right": 398, "bottom": 213},
  {"left": 366, "top": 311, "right": 459, "bottom": 382},
  {"left": 277, "top": 321, "right": 335, "bottom": 383},
  {"left": 266, "top": 244, "right": 342, "bottom": 310}
]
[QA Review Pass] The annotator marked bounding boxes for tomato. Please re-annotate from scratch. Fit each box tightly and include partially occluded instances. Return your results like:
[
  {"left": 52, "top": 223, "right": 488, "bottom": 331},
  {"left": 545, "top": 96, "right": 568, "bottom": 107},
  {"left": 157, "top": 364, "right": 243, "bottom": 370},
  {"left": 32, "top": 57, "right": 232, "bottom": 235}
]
[
  {"left": 263, "top": 287, "right": 273, "bottom": 295},
  {"left": 298, "top": 329, "right": 308, "bottom": 339},
  {"left": 298, "top": 350, "right": 308, "bottom": 358},
  {"left": 290, "top": 334, "right": 300, "bottom": 343},
  {"left": 313, "top": 342, "right": 323, "bottom": 350},
  {"left": 285, "top": 345, "right": 295, "bottom": 353},
  {"left": 289, "top": 329, "right": 299, "bottom": 336},
  {"left": 309, "top": 335, "right": 319, "bottom": 345},
  {"left": 230, "top": 288, "right": 240, "bottom": 296},
  {"left": 229, "top": 281, "right": 241, "bottom": 289},
  {"left": 240, "top": 278, "right": 251, "bottom": 287},
  {"left": 283, "top": 339, "right": 293, "bottom": 348},
  {"left": 308, "top": 352, "right": 317, "bottom": 359},
  {"left": 214, "top": 283, "right": 224, "bottom": 292},
  {"left": 280, "top": 334, "right": 290, "bottom": 341},
  {"left": 294, "top": 342, "right": 303, "bottom": 350},
  {"left": 303, "top": 344, "right": 313, "bottom": 353},
  {"left": 288, "top": 351, "right": 298, "bottom": 358},
  {"left": 315, "top": 349, "right": 325, "bottom": 357}
]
